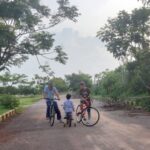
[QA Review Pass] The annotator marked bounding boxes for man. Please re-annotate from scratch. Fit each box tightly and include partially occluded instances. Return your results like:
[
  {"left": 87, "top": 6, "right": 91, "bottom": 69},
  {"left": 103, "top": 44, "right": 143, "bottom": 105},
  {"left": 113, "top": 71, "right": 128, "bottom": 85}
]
[
  {"left": 79, "top": 81, "right": 91, "bottom": 120},
  {"left": 43, "top": 81, "right": 62, "bottom": 122},
  {"left": 79, "top": 81, "right": 91, "bottom": 103}
]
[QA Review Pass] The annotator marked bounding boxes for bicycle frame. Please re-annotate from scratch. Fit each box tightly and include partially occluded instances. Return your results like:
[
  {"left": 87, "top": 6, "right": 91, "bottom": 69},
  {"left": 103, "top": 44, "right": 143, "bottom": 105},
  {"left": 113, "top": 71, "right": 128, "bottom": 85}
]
[
  {"left": 77, "top": 103, "right": 91, "bottom": 123},
  {"left": 46, "top": 98, "right": 59, "bottom": 126},
  {"left": 50, "top": 101, "right": 55, "bottom": 116},
  {"left": 80, "top": 99, "right": 91, "bottom": 111},
  {"left": 76, "top": 99, "right": 100, "bottom": 127}
]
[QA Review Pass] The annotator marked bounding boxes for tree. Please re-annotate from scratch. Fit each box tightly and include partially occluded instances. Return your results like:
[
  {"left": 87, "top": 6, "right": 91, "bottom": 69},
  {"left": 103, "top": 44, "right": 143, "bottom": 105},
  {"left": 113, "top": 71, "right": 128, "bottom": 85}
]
[
  {"left": 97, "top": 8, "right": 150, "bottom": 62},
  {"left": 127, "top": 50, "right": 150, "bottom": 93},
  {"left": 0, "top": 0, "right": 79, "bottom": 71},
  {"left": 18, "top": 85, "right": 37, "bottom": 95},
  {"left": 94, "top": 69, "right": 125, "bottom": 101},
  {"left": 0, "top": 72, "right": 27, "bottom": 86},
  {"left": 138, "top": 0, "right": 150, "bottom": 6},
  {"left": 65, "top": 72, "right": 92, "bottom": 92},
  {"left": 33, "top": 74, "right": 51, "bottom": 85},
  {"left": 51, "top": 77, "right": 68, "bottom": 92},
  {"left": 97, "top": 7, "right": 150, "bottom": 91}
]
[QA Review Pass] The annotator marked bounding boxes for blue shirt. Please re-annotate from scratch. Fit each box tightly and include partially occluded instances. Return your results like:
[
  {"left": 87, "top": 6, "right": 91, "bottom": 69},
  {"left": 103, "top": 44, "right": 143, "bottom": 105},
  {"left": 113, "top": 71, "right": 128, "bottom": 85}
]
[
  {"left": 43, "top": 86, "right": 57, "bottom": 100},
  {"left": 63, "top": 99, "right": 74, "bottom": 113}
]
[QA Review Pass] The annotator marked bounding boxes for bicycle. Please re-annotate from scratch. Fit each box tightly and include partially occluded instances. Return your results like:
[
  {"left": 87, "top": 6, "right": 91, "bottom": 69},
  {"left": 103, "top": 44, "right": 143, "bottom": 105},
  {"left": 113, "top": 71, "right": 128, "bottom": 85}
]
[
  {"left": 61, "top": 104, "right": 76, "bottom": 128},
  {"left": 76, "top": 99, "right": 100, "bottom": 127},
  {"left": 64, "top": 112, "right": 73, "bottom": 127},
  {"left": 47, "top": 98, "right": 59, "bottom": 126}
]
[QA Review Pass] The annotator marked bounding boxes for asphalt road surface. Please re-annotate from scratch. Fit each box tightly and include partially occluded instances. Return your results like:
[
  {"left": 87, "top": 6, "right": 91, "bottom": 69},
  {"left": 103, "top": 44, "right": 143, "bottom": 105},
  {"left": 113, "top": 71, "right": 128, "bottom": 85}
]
[{"left": 0, "top": 97, "right": 150, "bottom": 150}]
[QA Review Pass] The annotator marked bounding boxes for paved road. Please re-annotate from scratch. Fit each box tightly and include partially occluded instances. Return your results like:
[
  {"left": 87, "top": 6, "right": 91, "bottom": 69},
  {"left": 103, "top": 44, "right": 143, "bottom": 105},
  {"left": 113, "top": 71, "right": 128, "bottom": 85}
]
[{"left": 0, "top": 98, "right": 150, "bottom": 150}]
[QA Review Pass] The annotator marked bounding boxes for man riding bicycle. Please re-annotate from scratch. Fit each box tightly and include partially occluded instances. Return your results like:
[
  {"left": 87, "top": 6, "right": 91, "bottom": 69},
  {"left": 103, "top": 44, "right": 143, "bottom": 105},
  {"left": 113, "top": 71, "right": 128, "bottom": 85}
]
[
  {"left": 79, "top": 81, "right": 91, "bottom": 106},
  {"left": 43, "top": 81, "right": 62, "bottom": 122},
  {"left": 79, "top": 81, "right": 92, "bottom": 116},
  {"left": 77, "top": 81, "right": 100, "bottom": 126}
]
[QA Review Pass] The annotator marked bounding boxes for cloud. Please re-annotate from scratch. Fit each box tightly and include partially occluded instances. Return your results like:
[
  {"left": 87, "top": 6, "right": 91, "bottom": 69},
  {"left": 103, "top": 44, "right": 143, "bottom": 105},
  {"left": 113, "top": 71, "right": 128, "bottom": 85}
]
[
  {"left": 50, "top": 28, "right": 119, "bottom": 77},
  {"left": 10, "top": 28, "right": 119, "bottom": 78}
]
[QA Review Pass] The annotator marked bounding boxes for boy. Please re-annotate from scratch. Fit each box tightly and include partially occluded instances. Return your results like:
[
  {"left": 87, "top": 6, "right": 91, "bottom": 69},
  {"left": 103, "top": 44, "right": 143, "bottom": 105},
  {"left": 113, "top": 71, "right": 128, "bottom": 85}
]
[{"left": 63, "top": 94, "right": 74, "bottom": 119}]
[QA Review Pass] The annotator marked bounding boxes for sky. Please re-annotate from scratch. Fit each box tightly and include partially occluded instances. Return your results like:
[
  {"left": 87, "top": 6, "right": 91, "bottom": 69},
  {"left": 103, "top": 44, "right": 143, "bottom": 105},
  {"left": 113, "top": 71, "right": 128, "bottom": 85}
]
[{"left": 11, "top": 0, "right": 142, "bottom": 79}]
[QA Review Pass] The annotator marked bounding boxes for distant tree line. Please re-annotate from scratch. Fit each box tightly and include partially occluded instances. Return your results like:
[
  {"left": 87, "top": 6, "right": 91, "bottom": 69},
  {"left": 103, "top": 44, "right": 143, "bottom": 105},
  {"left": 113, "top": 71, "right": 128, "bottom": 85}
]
[{"left": 0, "top": 71, "right": 93, "bottom": 95}]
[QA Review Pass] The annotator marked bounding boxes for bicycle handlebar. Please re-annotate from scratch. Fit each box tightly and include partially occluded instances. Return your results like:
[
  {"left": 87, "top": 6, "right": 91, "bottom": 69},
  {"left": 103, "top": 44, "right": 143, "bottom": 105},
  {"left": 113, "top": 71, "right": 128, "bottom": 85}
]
[{"left": 45, "top": 98, "right": 60, "bottom": 101}]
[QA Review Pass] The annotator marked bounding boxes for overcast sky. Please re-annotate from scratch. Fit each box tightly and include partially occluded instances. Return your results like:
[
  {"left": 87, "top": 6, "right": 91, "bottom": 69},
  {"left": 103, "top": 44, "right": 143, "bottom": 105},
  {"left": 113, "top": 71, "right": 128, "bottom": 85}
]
[{"left": 11, "top": 0, "right": 142, "bottom": 78}]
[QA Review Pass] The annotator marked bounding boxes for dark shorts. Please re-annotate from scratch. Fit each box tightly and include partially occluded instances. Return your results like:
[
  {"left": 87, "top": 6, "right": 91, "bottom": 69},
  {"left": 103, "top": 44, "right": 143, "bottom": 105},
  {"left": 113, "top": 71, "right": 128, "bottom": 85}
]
[{"left": 65, "top": 112, "right": 73, "bottom": 119}]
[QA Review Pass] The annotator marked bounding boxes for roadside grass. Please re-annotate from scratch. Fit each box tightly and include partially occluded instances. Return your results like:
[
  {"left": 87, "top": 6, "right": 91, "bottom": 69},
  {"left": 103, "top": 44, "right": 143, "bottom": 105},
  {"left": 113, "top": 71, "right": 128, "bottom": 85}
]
[
  {"left": 92, "top": 94, "right": 150, "bottom": 112},
  {"left": 19, "top": 95, "right": 41, "bottom": 108},
  {"left": 0, "top": 95, "right": 42, "bottom": 115},
  {"left": 92, "top": 95, "right": 103, "bottom": 101},
  {"left": 0, "top": 105, "right": 10, "bottom": 115}
]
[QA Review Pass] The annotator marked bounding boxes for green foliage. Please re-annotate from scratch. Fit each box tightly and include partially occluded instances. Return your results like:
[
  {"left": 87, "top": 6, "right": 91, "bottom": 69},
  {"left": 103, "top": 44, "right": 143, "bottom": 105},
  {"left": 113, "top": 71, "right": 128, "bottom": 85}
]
[
  {"left": 0, "top": 105, "right": 10, "bottom": 115},
  {"left": 51, "top": 77, "right": 68, "bottom": 92},
  {"left": 97, "top": 8, "right": 150, "bottom": 61},
  {"left": 0, "top": 95, "right": 41, "bottom": 114},
  {"left": 0, "top": 72, "right": 27, "bottom": 86},
  {"left": 138, "top": 0, "right": 150, "bottom": 6},
  {"left": 19, "top": 95, "right": 41, "bottom": 107},
  {"left": 94, "top": 69, "right": 125, "bottom": 101},
  {"left": 65, "top": 72, "right": 92, "bottom": 92},
  {"left": 0, "top": 72, "right": 40, "bottom": 95},
  {"left": 0, "top": 0, "right": 79, "bottom": 71},
  {"left": 137, "top": 98, "right": 150, "bottom": 111},
  {"left": 136, "top": 50, "right": 150, "bottom": 91},
  {"left": 94, "top": 67, "right": 150, "bottom": 111},
  {"left": 0, "top": 95, "right": 19, "bottom": 109},
  {"left": 97, "top": 6, "right": 150, "bottom": 111},
  {"left": 18, "top": 86, "right": 37, "bottom": 95},
  {"left": 0, "top": 86, "right": 18, "bottom": 95},
  {"left": 0, "top": 85, "right": 40, "bottom": 95}
]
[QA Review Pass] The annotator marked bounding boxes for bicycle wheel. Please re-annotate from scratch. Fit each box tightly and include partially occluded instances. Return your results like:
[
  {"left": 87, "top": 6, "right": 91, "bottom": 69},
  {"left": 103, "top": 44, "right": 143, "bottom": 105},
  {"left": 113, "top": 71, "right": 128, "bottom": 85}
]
[
  {"left": 76, "top": 105, "right": 82, "bottom": 123},
  {"left": 81, "top": 107, "right": 100, "bottom": 127},
  {"left": 68, "top": 114, "right": 72, "bottom": 127},
  {"left": 49, "top": 105, "right": 55, "bottom": 126},
  {"left": 68, "top": 118, "right": 72, "bottom": 127}
]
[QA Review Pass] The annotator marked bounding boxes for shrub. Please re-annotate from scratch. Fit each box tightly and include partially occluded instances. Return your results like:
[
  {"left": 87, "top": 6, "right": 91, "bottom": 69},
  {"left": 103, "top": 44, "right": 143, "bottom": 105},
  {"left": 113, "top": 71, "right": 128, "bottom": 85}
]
[
  {"left": 127, "top": 97, "right": 150, "bottom": 111},
  {"left": 135, "top": 97, "right": 150, "bottom": 111},
  {"left": 0, "top": 95, "right": 20, "bottom": 109},
  {"left": 0, "top": 86, "right": 18, "bottom": 95}
]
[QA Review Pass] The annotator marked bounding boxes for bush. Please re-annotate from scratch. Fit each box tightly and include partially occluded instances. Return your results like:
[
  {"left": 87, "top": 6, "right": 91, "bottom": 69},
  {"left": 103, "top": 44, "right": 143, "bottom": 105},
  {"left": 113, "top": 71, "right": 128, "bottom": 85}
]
[
  {"left": 0, "top": 95, "right": 20, "bottom": 109},
  {"left": 0, "top": 86, "right": 18, "bottom": 95},
  {"left": 18, "top": 86, "right": 38, "bottom": 95},
  {"left": 95, "top": 69, "right": 125, "bottom": 101},
  {"left": 135, "top": 97, "right": 150, "bottom": 111},
  {"left": 65, "top": 73, "right": 92, "bottom": 91}
]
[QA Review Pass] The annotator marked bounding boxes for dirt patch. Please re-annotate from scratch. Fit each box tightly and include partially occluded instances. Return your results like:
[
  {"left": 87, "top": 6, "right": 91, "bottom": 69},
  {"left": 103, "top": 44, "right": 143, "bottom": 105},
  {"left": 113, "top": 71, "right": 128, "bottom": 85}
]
[
  {"left": 0, "top": 130, "right": 16, "bottom": 143},
  {"left": 0, "top": 114, "right": 19, "bottom": 129},
  {"left": 125, "top": 111, "right": 150, "bottom": 117},
  {"left": 101, "top": 102, "right": 150, "bottom": 117}
]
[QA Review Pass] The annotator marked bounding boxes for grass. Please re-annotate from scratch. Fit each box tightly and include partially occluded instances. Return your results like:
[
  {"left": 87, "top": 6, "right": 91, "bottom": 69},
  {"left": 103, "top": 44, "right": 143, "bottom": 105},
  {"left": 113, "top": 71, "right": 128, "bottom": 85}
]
[
  {"left": 0, "top": 105, "right": 10, "bottom": 115},
  {"left": 91, "top": 95, "right": 103, "bottom": 101},
  {"left": 0, "top": 95, "right": 42, "bottom": 115},
  {"left": 19, "top": 95, "right": 41, "bottom": 107}
]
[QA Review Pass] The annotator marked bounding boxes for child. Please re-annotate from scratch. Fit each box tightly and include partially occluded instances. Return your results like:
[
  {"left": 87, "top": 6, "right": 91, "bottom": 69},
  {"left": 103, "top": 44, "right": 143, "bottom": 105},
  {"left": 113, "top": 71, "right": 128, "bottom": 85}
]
[{"left": 63, "top": 94, "right": 74, "bottom": 119}]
